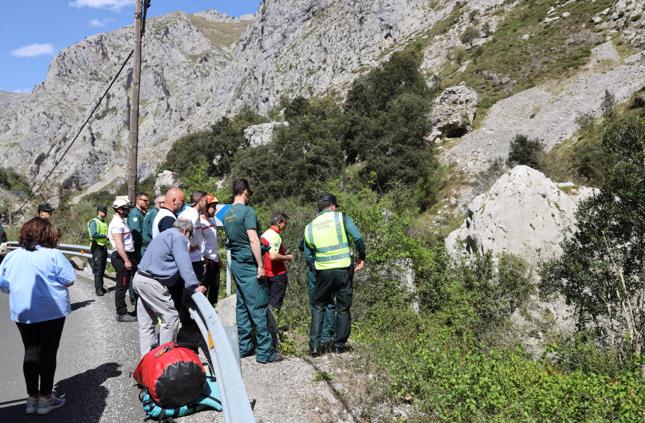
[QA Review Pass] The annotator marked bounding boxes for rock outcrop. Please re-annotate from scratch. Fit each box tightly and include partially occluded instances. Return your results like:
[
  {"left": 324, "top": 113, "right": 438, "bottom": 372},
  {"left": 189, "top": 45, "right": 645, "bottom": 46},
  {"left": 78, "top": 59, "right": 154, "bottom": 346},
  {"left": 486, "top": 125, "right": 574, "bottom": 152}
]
[
  {"left": 243, "top": 122, "right": 288, "bottom": 147},
  {"left": 429, "top": 83, "right": 478, "bottom": 140},
  {"left": 443, "top": 42, "right": 645, "bottom": 176},
  {"left": 154, "top": 170, "right": 180, "bottom": 195},
  {"left": 445, "top": 165, "right": 595, "bottom": 267}
]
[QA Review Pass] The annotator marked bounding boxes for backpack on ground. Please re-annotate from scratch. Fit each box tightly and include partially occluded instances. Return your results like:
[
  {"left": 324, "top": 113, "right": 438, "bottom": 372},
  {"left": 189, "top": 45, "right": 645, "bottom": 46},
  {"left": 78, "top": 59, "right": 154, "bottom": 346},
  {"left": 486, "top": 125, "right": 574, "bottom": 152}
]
[
  {"left": 133, "top": 342, "right": 206, "bottom": 408},
  {"left": 139, "top": 375, "right": 223, "bottom": 420}
]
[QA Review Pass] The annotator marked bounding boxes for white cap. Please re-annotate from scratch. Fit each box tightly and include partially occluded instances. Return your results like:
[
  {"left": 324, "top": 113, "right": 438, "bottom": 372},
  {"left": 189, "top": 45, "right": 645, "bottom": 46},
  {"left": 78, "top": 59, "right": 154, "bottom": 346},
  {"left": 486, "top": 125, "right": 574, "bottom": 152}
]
[{"left": 113, "top": 197, "right": 130, "bottom": 209}]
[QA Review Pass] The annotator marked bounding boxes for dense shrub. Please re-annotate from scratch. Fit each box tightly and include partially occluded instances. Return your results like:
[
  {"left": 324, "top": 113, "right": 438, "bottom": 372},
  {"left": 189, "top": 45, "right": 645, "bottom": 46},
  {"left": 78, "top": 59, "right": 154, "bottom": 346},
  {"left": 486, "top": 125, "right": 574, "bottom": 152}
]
[
  {"left": 541, "top": 116, "right": 645, "bottom": 374},
  {"left": 506, "top": 134, "right": 545, "bottom": 169}
]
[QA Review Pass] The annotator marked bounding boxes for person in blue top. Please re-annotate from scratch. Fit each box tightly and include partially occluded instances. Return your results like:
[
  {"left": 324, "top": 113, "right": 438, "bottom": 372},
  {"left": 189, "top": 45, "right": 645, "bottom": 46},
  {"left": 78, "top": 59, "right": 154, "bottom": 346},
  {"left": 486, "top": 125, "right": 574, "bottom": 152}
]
[
  {"left": 223, "top": 179, "right": 282, "bottom": 364},
  {"left": 0, "top": 217, "right": 75, "bottom": 415}
]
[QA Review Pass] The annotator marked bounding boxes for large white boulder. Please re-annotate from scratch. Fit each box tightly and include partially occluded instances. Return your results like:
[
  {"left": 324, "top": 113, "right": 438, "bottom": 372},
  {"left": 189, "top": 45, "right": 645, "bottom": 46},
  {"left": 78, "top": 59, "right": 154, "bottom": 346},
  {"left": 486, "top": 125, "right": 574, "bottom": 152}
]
[
  {"left": 243, "top": 122, "right": 288, "bottom": 147},
  {"left": 446, "top": 165, "right": 595, "bottom": 267},
  {"left": 154, "top": 170, "right": 181, "bottom": 195}
]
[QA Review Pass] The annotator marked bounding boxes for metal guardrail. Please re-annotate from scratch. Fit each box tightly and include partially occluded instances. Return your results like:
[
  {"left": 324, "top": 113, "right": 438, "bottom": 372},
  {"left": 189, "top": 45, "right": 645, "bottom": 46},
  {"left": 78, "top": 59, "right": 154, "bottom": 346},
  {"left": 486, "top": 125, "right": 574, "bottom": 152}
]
[
  {"left": 190, "top": 293, "right": 255, "bottom": 423},
  {"left": 1, "top": 241, "right": 252, "bottom": 421}
]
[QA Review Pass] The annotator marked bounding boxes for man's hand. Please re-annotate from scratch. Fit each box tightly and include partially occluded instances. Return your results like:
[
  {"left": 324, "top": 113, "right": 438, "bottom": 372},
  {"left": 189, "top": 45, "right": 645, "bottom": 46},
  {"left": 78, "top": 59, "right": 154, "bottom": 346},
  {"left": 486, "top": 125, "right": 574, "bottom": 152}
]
[
  {"left": 257, "top": 265, "right": 265, "bottom": 279},
  {"left": 354, "top": 258, "right": 365, "bottom": 272},
  {"left": 285, "top": 254, "right": 294, "bottom": 261},
  {"left": 125, "top": 260, "right": 133, "bottom": 271},
  {"left": 194, "top": 285, "right": 207, "bottom": 294}
]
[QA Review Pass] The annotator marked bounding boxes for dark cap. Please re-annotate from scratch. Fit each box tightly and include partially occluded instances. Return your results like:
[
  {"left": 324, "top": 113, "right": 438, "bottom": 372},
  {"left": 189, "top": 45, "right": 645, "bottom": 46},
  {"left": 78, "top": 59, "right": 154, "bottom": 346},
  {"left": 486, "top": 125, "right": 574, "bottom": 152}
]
[
  {"left": 37, "top": 203, "right": 55, "bottom": 213},
  {"left": 97, "top": 205, "right": 108, "bottom": 213},
  {"left": 317, "top": 193, "right": 339, "bottom": 211}
]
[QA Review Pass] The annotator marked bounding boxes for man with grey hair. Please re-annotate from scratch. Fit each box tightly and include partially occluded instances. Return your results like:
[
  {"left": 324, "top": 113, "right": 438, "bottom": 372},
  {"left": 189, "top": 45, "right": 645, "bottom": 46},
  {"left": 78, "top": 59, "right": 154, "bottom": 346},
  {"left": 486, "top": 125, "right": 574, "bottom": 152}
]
[{"left": 132, "top": 219, "right": 206, "bottom": 356}]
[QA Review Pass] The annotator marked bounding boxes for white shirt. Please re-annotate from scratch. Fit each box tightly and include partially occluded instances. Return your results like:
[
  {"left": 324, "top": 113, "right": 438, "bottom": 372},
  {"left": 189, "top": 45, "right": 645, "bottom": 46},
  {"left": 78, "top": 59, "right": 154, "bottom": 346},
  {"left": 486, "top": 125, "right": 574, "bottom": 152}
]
[
  {"left": 108, "top": 215, "right": 134, "bottom": 252},
  {"left": 152, "top": 208, "right": 176, "bottom": 239},
  {"left": 200, "top": 216, "right": 219, "bottom": 261},
  {"left": 178, "top": 206, "right": 204, "bottom": 262}
]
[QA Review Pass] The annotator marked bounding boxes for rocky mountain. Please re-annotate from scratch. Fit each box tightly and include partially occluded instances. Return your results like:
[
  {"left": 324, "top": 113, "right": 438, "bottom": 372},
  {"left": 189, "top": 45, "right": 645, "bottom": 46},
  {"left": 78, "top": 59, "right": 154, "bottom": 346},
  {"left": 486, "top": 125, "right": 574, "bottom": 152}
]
[{"left": 0, "top": 0, "right": 643, "bottom": 206}]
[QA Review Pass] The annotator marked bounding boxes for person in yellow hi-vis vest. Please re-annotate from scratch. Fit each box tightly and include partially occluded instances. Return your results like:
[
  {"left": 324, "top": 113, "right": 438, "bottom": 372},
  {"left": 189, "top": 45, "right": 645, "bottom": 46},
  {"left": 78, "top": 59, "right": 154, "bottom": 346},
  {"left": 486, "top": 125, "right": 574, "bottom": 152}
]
[
  {"left": 304, "top": 194, "right": 365, "bottom": 356},
  {"left": 88, "top": 205, "right": 109, "bottom": 296}
]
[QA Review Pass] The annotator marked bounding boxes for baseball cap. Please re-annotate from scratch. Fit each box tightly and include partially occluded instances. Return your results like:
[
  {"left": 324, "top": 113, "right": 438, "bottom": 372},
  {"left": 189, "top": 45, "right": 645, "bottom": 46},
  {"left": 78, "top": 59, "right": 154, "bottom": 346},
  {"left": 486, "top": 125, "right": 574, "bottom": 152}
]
[
  {"left": 112, "top": 198, "right": 131, "bottom": 209},
  {"left": 317, "top": 193, "right": 340, "bottom": 211},
  {"left": 205, "top": 194, "right": 218, "bottom": 204},
  {"left": 97, "top": 205, "right": 108, "bottom": 213},
  {"left": 37, "top": 203, "right": 55, "bottom": 213}
]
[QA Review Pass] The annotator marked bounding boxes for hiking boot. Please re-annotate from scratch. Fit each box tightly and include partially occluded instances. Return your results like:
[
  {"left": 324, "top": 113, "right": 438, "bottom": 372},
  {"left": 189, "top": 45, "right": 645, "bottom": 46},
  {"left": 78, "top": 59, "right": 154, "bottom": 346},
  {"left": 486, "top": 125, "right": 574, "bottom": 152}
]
[
  {"left": 37, "top": 393, "right": 65, "bottom": 415},
  {"left": 260, "top": 353, "right": 284, "bottom": 364},
  {"left": 95, "top": 289, "right": 104, "bottom": 297},
  {"left": 25, "top": 396, "right": 38, "bottom": 414},
  {"left": 116, "top": 313, "right": 137, "bottom": 322},
  {"left": 240, "top": 349, "right": 255, "bottom": 359},
  {"left": 332, "top": 346, "right": 346, "bottom": 354},
  {"left": 309, "top": 348, "right": 321, "bottom": 358}
]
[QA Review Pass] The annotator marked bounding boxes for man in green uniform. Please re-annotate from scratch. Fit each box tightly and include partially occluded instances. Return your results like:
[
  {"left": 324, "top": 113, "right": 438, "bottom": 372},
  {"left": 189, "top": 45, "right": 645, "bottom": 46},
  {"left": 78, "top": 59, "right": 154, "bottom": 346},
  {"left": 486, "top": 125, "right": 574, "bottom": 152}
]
[
  {"left": 88, "top": 205, "right": 109, "bottom": 296},
  {"left": 304, "top": 194, "right": 365, "bottom": 356},
  {"left": 299, "top": 238, "right": 335, "bottom": 351},
  {"left": 127, "top": 192, "right": 149, "bottom": 264},
  {"left": 223, "top": 179, "right": 282, "bottom": 364},
  {"left": 141, "top": 194, "right": 164, "bottom": 257}
]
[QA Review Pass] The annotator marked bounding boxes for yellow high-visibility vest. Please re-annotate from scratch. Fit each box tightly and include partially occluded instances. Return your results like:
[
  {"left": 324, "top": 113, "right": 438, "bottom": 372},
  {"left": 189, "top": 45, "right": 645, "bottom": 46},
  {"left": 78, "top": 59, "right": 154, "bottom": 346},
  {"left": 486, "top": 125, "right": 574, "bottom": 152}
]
[
  {"left": 87, "top": 217, "right": 108, "bottom": 246},
  {"left": 304, "top": 211, "right": 351, "bottom": 270}
]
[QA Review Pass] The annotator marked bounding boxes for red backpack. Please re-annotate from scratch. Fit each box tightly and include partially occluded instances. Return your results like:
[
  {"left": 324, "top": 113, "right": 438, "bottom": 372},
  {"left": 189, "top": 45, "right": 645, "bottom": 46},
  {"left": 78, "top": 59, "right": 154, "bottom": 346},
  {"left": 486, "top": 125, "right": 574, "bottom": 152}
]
[{"left": 133, "top": 342, "right": 206, "bottom": 408}]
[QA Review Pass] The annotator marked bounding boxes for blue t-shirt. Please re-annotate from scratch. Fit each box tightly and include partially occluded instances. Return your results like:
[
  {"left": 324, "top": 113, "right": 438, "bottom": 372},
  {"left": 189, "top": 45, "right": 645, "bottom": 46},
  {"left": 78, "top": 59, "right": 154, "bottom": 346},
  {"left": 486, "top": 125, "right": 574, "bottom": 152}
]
[{"left": 0, "top": 246, "right": 75, "bottom": 323}]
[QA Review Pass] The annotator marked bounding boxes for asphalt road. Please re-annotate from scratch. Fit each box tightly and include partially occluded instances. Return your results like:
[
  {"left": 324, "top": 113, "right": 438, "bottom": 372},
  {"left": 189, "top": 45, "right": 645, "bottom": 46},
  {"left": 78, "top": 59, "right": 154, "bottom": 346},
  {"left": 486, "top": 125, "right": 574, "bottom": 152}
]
[{"left": 0, "top": 270, "right": 147, "bottom": 422}]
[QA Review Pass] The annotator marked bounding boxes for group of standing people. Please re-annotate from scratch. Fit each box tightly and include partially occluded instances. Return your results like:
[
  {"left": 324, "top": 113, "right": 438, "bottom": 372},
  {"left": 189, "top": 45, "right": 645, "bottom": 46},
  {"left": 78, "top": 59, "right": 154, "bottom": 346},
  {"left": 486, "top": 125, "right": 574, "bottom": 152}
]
[{"left": 0, "top": 177, "right": 366, "bottom": 416}]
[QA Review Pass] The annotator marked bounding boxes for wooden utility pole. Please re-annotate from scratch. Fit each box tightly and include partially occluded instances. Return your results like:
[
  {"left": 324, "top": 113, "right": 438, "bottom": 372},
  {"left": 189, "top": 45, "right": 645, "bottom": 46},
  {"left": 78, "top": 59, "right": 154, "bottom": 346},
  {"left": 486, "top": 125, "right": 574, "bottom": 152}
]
[{"left": 128, "top": 0, "right": 143, "bottom": 204}]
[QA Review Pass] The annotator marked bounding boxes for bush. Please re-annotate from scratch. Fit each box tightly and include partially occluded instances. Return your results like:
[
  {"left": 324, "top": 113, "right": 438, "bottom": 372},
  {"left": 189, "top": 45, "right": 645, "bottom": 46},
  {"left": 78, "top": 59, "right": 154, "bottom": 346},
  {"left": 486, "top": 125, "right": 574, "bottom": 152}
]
[
  {"left": 460, "top": 26, "right": 480, "bottom": 47},
  {"left": 506, "top": 134, "right": 545, "bottom": 169}
]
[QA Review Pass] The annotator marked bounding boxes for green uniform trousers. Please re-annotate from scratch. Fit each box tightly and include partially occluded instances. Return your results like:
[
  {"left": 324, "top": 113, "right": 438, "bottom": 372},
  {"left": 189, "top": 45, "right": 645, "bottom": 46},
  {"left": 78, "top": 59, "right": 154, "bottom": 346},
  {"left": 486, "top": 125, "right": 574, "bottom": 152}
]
[
  {"left": 231, "top": 260, "right": 275, "bottom": 363},
  {"left": 306, "top": 269, "right": 335, "bottom": 343},
  {"left": 310, "top": 267, "right": 353, "bottom": 351}
]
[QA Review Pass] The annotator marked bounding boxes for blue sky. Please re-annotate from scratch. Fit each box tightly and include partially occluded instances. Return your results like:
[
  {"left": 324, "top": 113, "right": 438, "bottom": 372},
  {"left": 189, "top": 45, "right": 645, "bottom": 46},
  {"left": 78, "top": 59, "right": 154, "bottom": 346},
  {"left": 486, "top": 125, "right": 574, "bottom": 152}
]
[{"left": 0, "top": 1, "right": 260, "bottom": 93}]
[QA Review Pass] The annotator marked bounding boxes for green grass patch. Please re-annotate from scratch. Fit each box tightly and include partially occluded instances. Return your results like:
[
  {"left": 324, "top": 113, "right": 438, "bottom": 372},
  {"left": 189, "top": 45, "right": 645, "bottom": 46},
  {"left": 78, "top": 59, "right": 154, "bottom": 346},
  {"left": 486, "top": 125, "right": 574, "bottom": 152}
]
[
  {"left": 442, "top": 0, "right": 612, "bottom": 109},
  {"left": 314, "top": 370, "right": 333, "bottom": 382}
]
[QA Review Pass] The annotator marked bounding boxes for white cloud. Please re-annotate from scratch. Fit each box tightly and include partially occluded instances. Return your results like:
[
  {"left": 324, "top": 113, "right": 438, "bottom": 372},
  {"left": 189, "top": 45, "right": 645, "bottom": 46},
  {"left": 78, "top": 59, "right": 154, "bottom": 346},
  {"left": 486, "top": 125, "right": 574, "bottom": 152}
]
[
  {"left": 10, "top": 43, "right": 55, "bottom": 58},
  {"left": 89, "top": 18, "right": 115, "bottom": 27},
  {"left": 70, "top": 0, "right": 134, "bottom": 11}
]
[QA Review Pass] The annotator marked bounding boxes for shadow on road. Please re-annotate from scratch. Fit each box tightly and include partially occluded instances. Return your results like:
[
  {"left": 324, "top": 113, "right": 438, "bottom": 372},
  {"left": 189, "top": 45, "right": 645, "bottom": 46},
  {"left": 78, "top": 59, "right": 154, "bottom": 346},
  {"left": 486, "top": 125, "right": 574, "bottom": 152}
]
[
  {"left": 71, "top": 299, "right": 95, "bottom": 311},
  {"left": 0, "top": 362, "right": 121, "bottom": 422}
]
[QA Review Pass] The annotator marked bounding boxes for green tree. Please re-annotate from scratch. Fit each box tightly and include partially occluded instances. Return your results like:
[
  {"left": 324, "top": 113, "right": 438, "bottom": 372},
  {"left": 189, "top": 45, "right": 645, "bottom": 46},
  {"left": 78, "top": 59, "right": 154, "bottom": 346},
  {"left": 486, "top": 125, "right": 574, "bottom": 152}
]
[
  {"left": 342, "top": 47, "right": 439, "bottom": 206},
  {"left": 460, "top": 25, "right": 480, "bottom": 47},
  {"left": 540, "top": 116, "right": 645, "bottom": 377},
  {"left": 507, "top": 134, "right": 545, "bottom": 169},
  {"left": 232, "top": 97, "right": 344, "bottom": 204},
  {"left": 164, "top": 109, "right": 265, "bottom": 178}
]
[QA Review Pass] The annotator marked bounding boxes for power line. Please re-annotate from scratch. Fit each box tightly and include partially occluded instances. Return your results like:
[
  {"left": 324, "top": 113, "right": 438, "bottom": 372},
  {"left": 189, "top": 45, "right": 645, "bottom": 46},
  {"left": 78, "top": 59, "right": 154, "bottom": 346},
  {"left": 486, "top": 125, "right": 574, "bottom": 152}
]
[
  {"left": 12, "top": 49, "right": 133, "bottom": 218},
  {"left": 12, "top": 0, "right": 153, "bottom": 219}
]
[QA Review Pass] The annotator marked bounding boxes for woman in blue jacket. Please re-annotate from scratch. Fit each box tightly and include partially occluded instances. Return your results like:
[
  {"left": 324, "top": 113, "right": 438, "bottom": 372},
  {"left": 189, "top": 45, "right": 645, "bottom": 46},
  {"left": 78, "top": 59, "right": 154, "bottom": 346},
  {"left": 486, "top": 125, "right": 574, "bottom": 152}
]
[{"left": 0, "top": 217, "right": 75, "bottom": 415}]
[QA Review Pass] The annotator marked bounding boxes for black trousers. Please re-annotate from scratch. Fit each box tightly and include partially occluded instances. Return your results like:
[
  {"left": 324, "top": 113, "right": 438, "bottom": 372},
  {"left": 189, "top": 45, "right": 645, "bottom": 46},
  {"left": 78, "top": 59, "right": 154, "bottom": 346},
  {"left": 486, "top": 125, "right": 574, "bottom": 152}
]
[
  {"left": 90, "top": 242, "right": 108, "bottom": 292},
  {"left": 175, "top": 260, "right": 205, "bottom": 352},
  {"left": 16, "top": 318, "right": 66, "bottom": 396},
  {"left": 111, "top": 251, "right": 135, "bottom": 315},
  {"left": 267, "top": 273, "right": 288, "bottom": 310},
  {"left": 202, "top": 259, "right": 220, "bottom": 305},
  {"left": 310, "top": 267, "right": 353, "bottom": 350}
]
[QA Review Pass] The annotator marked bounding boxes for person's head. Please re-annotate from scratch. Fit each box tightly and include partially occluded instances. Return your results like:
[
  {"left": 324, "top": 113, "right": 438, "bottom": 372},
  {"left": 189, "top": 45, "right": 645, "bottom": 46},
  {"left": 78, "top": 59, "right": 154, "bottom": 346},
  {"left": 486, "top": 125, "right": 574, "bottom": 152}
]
[
  {"left": 97, "top": 205, "right": 108, "bottom": 219},
  {"left": 190, "top": 191, "right": 206, "bottom": 208},
  {"left": 164, "top": 188, "right": 185, "bottom": 213},
  {"left": 19, "top": 217, "right": 59, "bottom": 251},
  {"left": 37, "top": 203, "right": 55, "bottom": 220},
  {"left": 154, "top": 195, "right": 165, "bottom": 209},
  {"left": 317, "top": 193, "right": 339, "bottom": 212},
  {"left": 204, "top": 194, "right": 218, "bottom": 218},
  {"left": 232, "top": 178, "right": 252, "bottom": 205},
  {"left": 173, "top": 219, "right": 193, "bottom": 240},
  {"left": 270, "top": 211, "right": 289, "bottom": 231},
  {"left": 112, "top": 198, "right": 131, "bottom": 218},
  {"left": 135, "top": 192, "right": 150, "bottom": 212}
]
